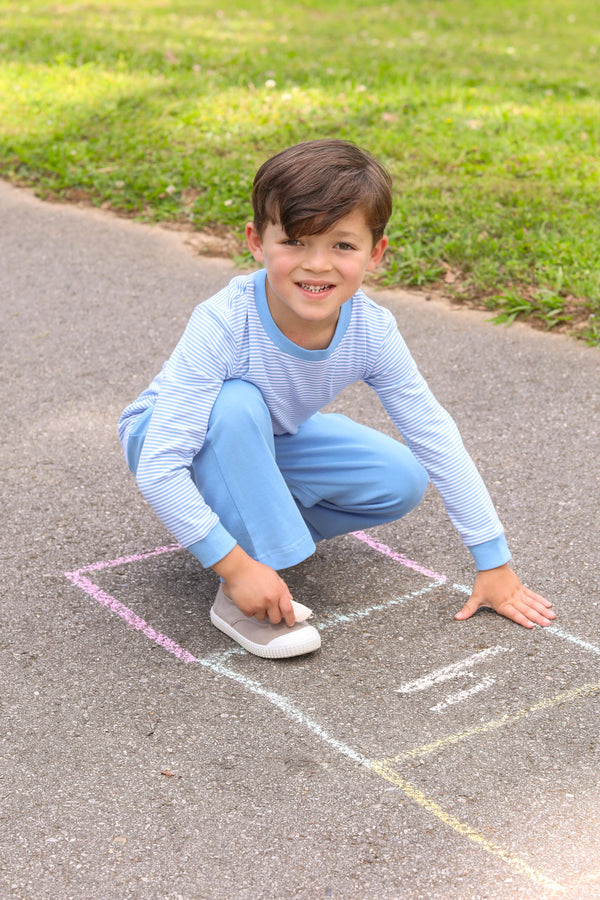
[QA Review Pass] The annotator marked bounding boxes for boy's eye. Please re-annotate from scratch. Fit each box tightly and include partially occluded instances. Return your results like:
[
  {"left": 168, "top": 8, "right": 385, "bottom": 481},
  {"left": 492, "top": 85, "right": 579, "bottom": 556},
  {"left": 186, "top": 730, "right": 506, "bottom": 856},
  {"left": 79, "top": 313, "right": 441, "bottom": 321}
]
[
  {"left": 335, "top": 242, "right": 355, "bottom": 251},
  {"left": 282, "top": 238, "right": 302, "bottom": 246}
]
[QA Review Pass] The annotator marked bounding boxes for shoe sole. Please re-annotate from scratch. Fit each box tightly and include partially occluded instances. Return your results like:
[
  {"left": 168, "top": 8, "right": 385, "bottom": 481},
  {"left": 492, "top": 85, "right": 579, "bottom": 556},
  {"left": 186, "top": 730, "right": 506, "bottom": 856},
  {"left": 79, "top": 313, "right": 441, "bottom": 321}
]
[{"left": 210, "top": 608, "right": 321, "bottom": 659}]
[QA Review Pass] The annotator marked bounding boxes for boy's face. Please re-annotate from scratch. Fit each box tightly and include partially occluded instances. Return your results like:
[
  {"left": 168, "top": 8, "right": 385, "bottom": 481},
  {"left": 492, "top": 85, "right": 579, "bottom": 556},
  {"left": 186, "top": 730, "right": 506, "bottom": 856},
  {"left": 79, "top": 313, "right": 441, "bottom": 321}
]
[{"left": 246, "top": 209, "right": 388, "bottom": 348}]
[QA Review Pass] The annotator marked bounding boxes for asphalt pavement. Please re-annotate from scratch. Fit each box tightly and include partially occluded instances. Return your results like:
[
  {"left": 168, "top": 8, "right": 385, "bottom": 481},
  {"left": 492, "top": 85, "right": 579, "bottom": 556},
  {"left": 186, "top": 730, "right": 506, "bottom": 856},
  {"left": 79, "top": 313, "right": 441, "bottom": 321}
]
[{"left": 1, "top": 179, "right": 599, "bottom": 900}]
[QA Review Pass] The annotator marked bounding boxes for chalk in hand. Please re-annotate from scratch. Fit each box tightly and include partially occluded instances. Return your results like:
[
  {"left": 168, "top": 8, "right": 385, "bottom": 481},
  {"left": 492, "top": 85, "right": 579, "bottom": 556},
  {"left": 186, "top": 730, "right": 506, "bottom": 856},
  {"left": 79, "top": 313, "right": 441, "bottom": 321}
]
[{"left": 290, "top": 599, "right": 313, "bottom": 622}]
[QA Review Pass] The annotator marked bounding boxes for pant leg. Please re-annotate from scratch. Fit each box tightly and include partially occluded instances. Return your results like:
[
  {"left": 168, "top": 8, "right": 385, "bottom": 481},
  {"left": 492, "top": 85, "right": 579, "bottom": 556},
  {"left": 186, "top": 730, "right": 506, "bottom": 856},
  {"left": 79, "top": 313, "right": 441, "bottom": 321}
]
[
  {"left": 274, "top": 412, "right": 429, "bottom": 541},
  {"left": 125, "top": 405, "right": 154, "bottom": 474},
  {"left": 126, "top": 382, "right": 427, "bottom": 568},
  {"left": 191, "top": 380, "right": 316, "bottom": 570}
]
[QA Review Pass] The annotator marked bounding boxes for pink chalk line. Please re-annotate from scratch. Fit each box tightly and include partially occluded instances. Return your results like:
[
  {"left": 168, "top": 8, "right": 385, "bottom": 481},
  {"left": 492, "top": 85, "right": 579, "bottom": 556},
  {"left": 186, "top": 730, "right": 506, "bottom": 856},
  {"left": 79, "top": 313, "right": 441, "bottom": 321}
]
[
  {"left": 64, "top": 543, "right": 196, "bottom": 664},
  {"left": 64, "top": 534, "right": 445, "bottom": 665},
  {"left": 71, "top": 543, "right": 183, "bottom": 574},
  {"left": 351, "top": 531, "right": 447, "bottom": 582}
]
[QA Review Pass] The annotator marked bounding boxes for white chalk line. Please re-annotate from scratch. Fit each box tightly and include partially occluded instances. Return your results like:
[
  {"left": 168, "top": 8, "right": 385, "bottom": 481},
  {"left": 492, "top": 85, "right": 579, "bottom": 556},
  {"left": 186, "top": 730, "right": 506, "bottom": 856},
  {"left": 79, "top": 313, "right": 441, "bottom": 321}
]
[
  {"left": 430, "top": 675, "right": 496, "bottom": 713},
  {"left": 197, "top": 654, "right": 369, "bottom": 764},
  {"left": 454, "top": 583, "right": 600, "bottom": 665},
  {"left": 397, "top": 645, "right": 509, "bottom": 694},
  {"left": 195, "top": 649, "right": 562, "bottom": 893},
  {"left": 315, "top": 581, "right": 441, "bottom": 628},
  {"left": 546, "top": 626, "right": 600, "bottom": 657}
]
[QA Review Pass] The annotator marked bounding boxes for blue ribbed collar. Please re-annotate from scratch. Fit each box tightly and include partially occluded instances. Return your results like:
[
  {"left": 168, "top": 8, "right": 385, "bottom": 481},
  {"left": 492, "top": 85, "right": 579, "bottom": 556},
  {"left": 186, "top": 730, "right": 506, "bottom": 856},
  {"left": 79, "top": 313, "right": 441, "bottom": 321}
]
[{"left": 252, "top": 268, "right": 352, "bottom": 361}]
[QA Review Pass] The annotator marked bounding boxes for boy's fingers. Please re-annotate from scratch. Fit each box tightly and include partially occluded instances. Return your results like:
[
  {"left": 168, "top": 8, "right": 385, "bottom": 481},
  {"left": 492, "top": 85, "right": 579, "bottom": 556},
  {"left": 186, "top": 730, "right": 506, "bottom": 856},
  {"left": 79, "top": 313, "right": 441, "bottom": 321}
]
[
  {"left": 508, "top": 608, "right": 536, "bottom": 628},
  {"left": 454, "top": 595, "right": 482, "bottom": 621},
  {"left": 266, "top": 594, "right": 295, "bottom": 626},
  {"left": 266, "top": 600, "right": 283, "bottom": 624},
  {"left": 524, "top": 588, "right": 552, "bottom": 606},
  {"left": 529, "top": 610, "right": 554, "bottom": 627},
  {"left": 455, "top": 582, "right": 555, "bottom": 628},
  {"left": 518, "top": 596, "right": 556, "bottom": 626},
  {"left": 279, "top": 594, "right": 296, "bottom": 627}
]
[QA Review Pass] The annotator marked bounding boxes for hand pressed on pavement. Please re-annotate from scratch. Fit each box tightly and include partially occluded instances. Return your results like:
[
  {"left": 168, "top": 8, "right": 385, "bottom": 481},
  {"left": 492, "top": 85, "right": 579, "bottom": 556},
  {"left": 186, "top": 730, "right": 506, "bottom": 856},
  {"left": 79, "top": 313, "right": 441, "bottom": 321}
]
[{"left": 455, "top": 563, "right": 555, "bottom": 629}]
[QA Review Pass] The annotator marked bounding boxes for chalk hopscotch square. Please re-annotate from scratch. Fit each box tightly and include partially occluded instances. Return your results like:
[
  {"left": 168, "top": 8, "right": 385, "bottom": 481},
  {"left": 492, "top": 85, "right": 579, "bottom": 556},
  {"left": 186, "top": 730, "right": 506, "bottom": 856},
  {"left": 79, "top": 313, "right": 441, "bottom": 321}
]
[
  {"left": 389, "top": 694, "right": 600, "bottom": 888},
  {"left": 65, "top": 532, "right": 600, "bottom": 763},
  {"left": 63, "top": 534, "right": 600, "bottom": 894}
]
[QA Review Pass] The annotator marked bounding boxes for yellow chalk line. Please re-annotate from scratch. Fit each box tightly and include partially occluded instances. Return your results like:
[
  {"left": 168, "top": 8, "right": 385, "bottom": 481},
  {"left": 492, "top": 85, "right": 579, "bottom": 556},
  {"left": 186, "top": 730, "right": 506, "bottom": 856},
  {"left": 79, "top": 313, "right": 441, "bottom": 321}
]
[
  {"left": 380, "top": 679, "right": 600, "bottom": 766},
  {"left": 368, "top": 681, "right": 600, "bottom": 893},
  {"left": 202, "top": 654, "right": 565, "bottom": 892},
  {"left": 370, "top": 760, "right": 563, "bottom": 893}
]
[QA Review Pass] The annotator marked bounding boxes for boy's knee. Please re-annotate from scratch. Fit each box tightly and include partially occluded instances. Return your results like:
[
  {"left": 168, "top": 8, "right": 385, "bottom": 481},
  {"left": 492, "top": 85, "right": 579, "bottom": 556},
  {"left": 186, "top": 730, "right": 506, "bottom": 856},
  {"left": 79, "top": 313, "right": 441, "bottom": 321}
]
[
  {"left": 403, "top": 457, "right": 429, "bottom": 511},
  {"left": 208, "top": 379, "right": 271, "bottom": 433},
  {"left": 384, "top": 448, "right": 429, "bottom": 516}
]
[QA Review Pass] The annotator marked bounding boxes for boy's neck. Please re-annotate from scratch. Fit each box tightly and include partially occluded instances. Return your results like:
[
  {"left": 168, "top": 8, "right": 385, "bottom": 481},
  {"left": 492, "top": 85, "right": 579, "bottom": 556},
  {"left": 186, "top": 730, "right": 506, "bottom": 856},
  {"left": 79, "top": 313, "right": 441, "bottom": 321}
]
[
  {"left": 273, "top": 312, "right": 340, "bottom": 350},
  {"left": 264, "top": 280, "right": 342, "bottom": 350}
]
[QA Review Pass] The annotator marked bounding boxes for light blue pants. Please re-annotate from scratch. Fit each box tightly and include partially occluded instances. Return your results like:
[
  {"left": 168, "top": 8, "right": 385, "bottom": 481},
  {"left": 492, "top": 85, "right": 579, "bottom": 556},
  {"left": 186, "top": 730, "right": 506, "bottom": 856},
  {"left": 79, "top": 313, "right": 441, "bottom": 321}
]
[{"left": 185, "top": 380, "right": 429, "bottom": 570}]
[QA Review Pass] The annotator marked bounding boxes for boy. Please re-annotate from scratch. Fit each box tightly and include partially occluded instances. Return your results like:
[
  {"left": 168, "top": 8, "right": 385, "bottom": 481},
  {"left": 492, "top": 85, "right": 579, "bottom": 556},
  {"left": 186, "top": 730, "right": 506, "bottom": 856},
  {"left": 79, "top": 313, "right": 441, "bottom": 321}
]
[{"left": 118, "top": 139, "right": 554, "bottom": 658}]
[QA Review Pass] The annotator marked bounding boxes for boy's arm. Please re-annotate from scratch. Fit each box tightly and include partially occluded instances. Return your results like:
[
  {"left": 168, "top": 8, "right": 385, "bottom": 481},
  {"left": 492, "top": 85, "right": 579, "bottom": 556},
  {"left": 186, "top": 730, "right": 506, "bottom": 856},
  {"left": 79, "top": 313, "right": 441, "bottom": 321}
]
[
  {"left": 211, "top": 545, "right": 296, "bottom": 627},
  {"left": 455, "top": 563, "right": 555, "bottom": 628},
  {"left": 365, "top": 318, "right": 553, "bottom": 630}
]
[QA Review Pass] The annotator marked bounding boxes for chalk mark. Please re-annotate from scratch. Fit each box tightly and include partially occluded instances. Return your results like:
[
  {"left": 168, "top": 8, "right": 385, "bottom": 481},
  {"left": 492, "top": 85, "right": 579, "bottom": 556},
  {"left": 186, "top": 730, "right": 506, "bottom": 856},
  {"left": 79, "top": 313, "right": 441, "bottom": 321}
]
[
  {"left": 198, "top": 652, "right": 562, "bottom": 894},
  {"left": 351, "top": 530, "right": 447, "bottom": 582},
  {"left": 69, "top": 543, "right": 182, "bottom": 574},
  {"left": 381, "top": 679, "right": 600, "bottom": 765},
  {"left": 430, "top": 675, "right": 496, "bottom": 713},
  {"left": 64, "top": 544, "right": 194, "bottom": 664},
  {"left": 397, "top": 645, "right": 508, "bottom": 694},
  {"left": 546, "top": 625, "right": 600, "bottom": 657},
  {"left": 316, "top": 581, "right": 441, "bottom": 628},
  {"left": 370, "top": 761, "right": 562, "bottom": 893}
]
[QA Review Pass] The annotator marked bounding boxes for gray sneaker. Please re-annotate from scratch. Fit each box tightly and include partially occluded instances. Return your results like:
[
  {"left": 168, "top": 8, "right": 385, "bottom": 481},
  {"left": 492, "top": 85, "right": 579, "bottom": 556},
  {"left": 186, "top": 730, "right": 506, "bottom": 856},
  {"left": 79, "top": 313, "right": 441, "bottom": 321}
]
[{"left": 210, "top": 587, "right": 321, "bottom": 659}]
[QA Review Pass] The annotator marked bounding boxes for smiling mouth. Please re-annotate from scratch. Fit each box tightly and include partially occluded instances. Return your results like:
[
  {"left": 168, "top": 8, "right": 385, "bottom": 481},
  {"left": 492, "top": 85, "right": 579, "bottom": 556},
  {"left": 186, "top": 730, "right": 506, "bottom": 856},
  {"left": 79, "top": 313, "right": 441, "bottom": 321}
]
[{"left": 298, "top": 282, "right": 334, "bottom": 293}]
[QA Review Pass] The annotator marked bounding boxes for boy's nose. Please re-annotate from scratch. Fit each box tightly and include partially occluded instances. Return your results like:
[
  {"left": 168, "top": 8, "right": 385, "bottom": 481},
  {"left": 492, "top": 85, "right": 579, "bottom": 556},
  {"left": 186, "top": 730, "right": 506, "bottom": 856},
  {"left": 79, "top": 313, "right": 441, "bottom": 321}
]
[{"left": 303, "top": 246, "right": 332, "bottom": 272}]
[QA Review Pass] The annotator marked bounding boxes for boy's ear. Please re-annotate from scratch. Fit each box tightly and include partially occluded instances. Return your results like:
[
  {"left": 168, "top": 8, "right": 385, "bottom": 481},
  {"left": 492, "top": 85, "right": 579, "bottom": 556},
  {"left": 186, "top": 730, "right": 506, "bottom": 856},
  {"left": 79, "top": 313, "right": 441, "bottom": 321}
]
[
  {"left": 366, "top": 235, "right": 389, "bottom": 271},
  {"left": 245, "top": 222, "right": 264, "bottom": 262}
]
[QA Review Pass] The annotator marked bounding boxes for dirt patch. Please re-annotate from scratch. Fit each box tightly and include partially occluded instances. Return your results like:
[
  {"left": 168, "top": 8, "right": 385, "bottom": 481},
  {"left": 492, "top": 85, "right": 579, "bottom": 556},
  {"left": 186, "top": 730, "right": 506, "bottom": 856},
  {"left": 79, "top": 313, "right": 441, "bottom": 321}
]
[
  {"left": 5, "top": 178, "right": 597, "bottom": 344},
  {"left": 21, "top": 181, "right": 246, "bottom": 259},
  {"left": 160, "top": 221, "right": 244, "bottom": 259}
]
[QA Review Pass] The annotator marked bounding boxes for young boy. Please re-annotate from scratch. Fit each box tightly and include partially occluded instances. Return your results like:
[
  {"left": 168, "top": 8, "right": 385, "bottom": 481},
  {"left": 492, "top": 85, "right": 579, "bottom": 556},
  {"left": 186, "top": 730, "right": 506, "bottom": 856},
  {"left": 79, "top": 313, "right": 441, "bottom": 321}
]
[{"left": 118, "top": 139, "right": 554, "bottom": 658}]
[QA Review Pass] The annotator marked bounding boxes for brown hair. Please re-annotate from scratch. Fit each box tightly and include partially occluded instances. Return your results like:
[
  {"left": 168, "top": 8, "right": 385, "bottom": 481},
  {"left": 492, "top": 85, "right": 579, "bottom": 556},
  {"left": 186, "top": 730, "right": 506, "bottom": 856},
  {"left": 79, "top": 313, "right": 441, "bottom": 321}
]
[{"left": 251, "top": 139, "right": 393, "bottom": 244}]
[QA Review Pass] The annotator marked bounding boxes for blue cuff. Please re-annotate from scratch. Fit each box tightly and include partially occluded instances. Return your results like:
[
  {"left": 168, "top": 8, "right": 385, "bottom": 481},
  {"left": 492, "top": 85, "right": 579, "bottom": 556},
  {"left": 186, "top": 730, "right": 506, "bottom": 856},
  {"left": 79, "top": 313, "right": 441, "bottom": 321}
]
[
  {"left": 186, "top": 522, "right": 237, "bottom": 568},
  {"left": 468, "top": 533, "right": 511, "bottom": 570}
]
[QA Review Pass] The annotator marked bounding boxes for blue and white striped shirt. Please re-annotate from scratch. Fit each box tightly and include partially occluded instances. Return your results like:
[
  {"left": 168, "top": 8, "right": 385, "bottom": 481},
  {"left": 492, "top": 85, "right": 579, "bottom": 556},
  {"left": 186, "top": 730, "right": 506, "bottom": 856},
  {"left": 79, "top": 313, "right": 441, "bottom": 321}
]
[{"left": 118, "top": 269, "right": 509, "bottom": 570}]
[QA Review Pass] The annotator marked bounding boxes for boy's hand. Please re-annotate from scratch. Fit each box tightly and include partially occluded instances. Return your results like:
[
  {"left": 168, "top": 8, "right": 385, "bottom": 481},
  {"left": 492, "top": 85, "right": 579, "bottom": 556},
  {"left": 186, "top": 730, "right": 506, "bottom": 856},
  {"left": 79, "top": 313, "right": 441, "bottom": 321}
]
[
  {"left": 455, "top": 563, "right": 555, "bottom": 628},
  {"left": 212, "top": 545, "right": 296, "bottom": 626}
]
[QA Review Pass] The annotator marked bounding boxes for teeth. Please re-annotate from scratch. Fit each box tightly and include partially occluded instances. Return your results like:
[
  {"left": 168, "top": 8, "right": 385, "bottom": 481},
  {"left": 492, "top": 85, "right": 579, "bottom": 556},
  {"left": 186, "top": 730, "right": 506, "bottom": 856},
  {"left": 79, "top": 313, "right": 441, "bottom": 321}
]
[{"left": 300, "top": 283, "right": 332, "bottom": 293}]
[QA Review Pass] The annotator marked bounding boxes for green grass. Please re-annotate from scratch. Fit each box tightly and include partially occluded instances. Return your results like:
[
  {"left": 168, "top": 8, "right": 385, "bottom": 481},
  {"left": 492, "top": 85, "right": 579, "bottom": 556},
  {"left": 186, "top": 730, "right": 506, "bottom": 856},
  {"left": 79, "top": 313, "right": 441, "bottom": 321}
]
[{"left": 1, "top": 0, "right": 599, "bottom": 344}]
